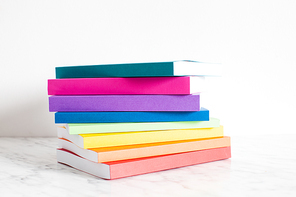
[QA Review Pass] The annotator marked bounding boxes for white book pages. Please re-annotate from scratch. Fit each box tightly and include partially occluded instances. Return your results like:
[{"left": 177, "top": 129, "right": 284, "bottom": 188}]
[
  {"left": 57, "top": 149, "right": 110, "bottom": 179},
  {"left": 57, "top": 126, "right": 85, "bottom": 148},
  {"left": 58, "top": 138, "right": 98, "bottom": 162},
  {"left": 190, "top": 76, "right": 206, "bottom": 94},
  {"left": 173, "top": 61, "right": 222, "bottom": 76}
]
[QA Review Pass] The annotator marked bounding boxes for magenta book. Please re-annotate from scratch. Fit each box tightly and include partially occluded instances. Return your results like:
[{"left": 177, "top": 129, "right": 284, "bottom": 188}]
[{"left": 47, "top": 77, "right": 205, "bottom": 95}]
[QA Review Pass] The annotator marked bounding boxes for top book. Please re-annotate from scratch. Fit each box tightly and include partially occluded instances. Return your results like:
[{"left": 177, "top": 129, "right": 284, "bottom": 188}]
[{"left": 55, "top": 60, "right": 221, "bottom": 79}]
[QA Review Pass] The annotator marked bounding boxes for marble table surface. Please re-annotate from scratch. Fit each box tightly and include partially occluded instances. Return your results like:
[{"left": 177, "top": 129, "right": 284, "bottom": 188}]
[{"left": 0, "top": 135, "right": 296, "bottom": 197}]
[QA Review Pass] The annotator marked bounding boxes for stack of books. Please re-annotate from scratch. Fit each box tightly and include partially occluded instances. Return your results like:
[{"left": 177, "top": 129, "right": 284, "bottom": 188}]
[{"left": 47, "top": 60, "right": 231, "bottom": 180}]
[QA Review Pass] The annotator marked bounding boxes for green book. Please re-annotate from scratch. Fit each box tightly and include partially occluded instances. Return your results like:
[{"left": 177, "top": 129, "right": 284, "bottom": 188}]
[
  {"left": 65, "top": 118, "right": 220, "bottom": 134},
  {"left": 55, "top": 60, "right": 221, "bottom": 78}
]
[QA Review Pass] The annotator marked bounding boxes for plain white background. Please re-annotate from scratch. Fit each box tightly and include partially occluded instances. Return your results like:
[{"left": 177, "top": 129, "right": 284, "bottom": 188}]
[{"left": 0, "top": 0, "right": 295, "bottom": 136}]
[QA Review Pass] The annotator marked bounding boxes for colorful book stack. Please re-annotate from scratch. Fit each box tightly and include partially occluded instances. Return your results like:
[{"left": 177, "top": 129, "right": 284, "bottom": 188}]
[{"left": 47, "top": 60, "right": 231, "bottom": 180}]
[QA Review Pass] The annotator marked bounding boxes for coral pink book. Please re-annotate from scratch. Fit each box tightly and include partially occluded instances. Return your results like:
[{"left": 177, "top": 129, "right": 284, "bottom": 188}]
[
  {"left": 48, "top": 76, "right": 205, "bottom": 95},
  {"left": 57, "top": 146, "right": 231, "bottom": 180}
]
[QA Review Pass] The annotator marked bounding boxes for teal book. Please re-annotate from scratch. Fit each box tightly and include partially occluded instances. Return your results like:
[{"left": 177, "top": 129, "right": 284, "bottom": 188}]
[{"left": 55, "top": 60, "right": 220, "bottom": 78}]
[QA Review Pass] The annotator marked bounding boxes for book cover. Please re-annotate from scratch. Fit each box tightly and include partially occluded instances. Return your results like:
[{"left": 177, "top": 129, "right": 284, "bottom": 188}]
[
  {"left": 57, "top": 125, "right": 224, "bottom": 149},
  {"left": 54, "top": 108, "right": 209, "bottom": 123},
  {"left": 58, "top": 136, "right": 231, "bottom": 162},
  {"left": 49, "top": 94, "right": 200, "bottom": 112},
  {"left": 55, "top": 60, "right": 221, "bottom": 79},
  {"left": 57, "top": 146, "right": 231, "bottom": 179},
  {"left": 47, "top": 76, "right": 205, "bottom": 95},
  {"left": 64, "top": 117, "right": 220, "bottom": 134}
]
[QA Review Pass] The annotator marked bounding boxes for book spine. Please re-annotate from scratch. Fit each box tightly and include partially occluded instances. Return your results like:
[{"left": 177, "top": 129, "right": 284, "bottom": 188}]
[
  {"left": 54, "top": 110, "right": 209, "bottom": 123},
  {"left": 57, "top": 136, "right": 230, "bottom": 163},
  {"left": 99, "top": 137, "right": 231, "bottom": 163},
  {"left": 47, "top": 77, "right": 191, "bottom": 95},
  {"left": 67, "top": 118, "right": 220, "bottom": 134},
  {"left": 82, "top": 126, "right": 224, "bottom": 149},
  {"left": 56, "top": 147, "right": 231, "bottom": 179},
  {"left": 108, "top": 146, "right": 231, "bottom": 179},
  {"left": 49, "top": 95, "right": 200, "bottom": 112},
  {"left": 55, "top": 62, "right": 174, "bottom": 78}
]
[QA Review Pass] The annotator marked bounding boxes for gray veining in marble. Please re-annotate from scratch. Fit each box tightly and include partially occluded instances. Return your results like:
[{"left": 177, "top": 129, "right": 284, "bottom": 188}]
[{"left": 0, "top": 135, "right": 296, "bottom": 197}]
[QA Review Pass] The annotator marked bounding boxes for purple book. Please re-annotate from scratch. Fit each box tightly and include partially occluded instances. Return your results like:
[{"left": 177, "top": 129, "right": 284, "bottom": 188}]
[{"left": 49, "top": 95, "right": 200, "bottom": 112}]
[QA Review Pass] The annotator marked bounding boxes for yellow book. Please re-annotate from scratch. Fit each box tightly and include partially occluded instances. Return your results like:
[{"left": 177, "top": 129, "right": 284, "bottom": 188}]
[{"left": 58, "top": 126, "right": 224, "bottom": 149}]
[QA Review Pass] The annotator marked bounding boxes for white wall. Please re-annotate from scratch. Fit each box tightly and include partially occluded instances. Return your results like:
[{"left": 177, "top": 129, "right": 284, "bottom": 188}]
[{"left": 0, "top": 0, "right": 295, "bottom": 136}]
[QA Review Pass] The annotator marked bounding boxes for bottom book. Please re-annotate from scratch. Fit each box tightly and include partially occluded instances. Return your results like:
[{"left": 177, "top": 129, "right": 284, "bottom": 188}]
[{"left": 57, "top": 146, "right": 231, "bottom": 180}]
